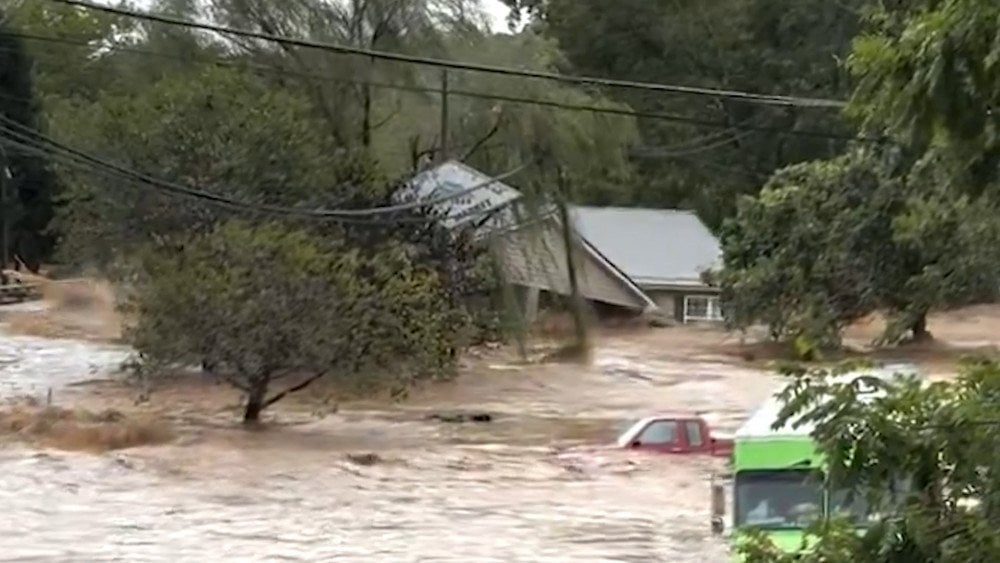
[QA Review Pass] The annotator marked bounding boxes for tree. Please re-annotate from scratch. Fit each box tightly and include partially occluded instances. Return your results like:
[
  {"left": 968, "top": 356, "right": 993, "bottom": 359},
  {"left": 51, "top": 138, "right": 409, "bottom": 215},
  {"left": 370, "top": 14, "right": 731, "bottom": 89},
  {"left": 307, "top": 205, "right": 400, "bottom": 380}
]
[
  {"left": 127, "top": 221, "right": 464, "bottom": 423},
  {"left": 205, "top": 0, "right": 487, "bottom": 149},
  {"left": 50, "top": 65, "right": 379, "bottom": 271},
  {"left": 847, "top": 0, "right": 1000, "bottom": 191},
  {"left": 8, "top": 0, "right": 130, "bottom": 101},
  {"left": 739, "top": 359, "right": 1000, "bottom": 562},
  {"left": 502, "top": 0, "right": 867, "bottom": 228},
  {"left": 0, "top": 10, "right": 59, "bottom": 271},
  {"left": 439, "top": 33, "right": 638, "bottom": 204},
  {"left": 716, "top": 147, "right": 1000, "bottom": 348}
]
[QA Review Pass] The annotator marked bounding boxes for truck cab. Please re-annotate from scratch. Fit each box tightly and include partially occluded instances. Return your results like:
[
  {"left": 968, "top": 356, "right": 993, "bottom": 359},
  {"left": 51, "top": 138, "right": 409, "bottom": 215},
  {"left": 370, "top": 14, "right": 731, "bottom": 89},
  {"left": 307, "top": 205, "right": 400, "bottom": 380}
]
[{"left": 616, "top": 414, "right": 733, "bottom": 457}]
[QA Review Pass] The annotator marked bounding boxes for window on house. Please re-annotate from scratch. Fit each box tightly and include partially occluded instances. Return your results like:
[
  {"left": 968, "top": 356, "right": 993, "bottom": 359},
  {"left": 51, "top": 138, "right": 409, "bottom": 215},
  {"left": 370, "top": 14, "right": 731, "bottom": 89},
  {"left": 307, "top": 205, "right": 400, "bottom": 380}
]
[{"left": 683, "top": 295, "right": 723, "bottom": 323}]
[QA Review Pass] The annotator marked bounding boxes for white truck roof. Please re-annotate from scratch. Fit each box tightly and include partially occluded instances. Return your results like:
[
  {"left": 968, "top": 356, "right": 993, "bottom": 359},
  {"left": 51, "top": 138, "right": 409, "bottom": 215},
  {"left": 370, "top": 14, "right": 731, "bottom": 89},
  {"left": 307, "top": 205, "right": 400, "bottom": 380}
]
[{"left": 735, "top": 363, "right": 920, "bottom": 441}]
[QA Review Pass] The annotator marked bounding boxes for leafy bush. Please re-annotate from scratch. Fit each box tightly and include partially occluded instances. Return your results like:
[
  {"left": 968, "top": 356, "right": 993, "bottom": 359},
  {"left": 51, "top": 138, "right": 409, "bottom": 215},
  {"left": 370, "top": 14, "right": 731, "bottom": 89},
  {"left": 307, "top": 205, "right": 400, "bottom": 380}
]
[{"left": 126, "top": 221, "right": 464, "bottom": 422}]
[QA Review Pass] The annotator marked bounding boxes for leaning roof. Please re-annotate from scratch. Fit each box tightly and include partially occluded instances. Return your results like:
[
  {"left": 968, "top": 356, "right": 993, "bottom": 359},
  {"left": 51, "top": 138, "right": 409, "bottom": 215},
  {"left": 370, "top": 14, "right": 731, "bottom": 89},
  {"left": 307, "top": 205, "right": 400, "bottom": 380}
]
[
  {"left": 570, "top": 206, "right": 721, "bottom": 288},
  {"left": 735, "top": 363, "right": 921, "bottom": 440},
  {"left": 398, "top": 160, "right": 523, "bottom": 232}
]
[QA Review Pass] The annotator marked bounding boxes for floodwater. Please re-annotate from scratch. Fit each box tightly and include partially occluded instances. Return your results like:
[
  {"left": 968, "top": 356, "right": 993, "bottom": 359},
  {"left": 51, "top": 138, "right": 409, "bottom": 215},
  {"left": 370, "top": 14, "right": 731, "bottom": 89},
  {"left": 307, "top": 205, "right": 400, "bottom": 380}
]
[{"left": 0, "top": 318, "right": 782, "bottom": 562}]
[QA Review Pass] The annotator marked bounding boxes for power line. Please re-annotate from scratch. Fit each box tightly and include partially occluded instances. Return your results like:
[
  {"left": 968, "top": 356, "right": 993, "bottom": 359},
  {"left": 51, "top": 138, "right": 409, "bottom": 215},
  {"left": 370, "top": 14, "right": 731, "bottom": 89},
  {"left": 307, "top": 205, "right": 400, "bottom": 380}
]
[
  {"left": 2, "top": 31, "right": 867, "bottom": 143},
  {"left": 0, "top": 129, "right": 505, "bottom": 226},
  {"left": 47, "top": 0, "right": 848, "bottom": 110},
  {"left": 0, "top": 116, "right": 529, "bottom": 223}
]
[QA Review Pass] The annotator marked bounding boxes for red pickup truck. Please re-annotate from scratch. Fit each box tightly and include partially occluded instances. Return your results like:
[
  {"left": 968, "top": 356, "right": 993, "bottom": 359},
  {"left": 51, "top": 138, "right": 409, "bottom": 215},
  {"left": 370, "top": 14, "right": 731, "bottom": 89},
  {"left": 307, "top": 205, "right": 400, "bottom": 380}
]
[{"left": 615, "top": 414, "right": 733, "bottom": 457}]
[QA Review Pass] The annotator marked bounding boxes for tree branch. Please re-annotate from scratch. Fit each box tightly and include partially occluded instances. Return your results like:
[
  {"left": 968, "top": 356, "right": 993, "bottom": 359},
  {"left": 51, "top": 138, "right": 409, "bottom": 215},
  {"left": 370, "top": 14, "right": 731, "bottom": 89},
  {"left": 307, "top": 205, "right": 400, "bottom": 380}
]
[
  {"left": 371, "top": 98, "right": 402, "bottom": 131},
  {"left": 263, "top": 372, "right": 327, "bottom": 407},
  {"left": 246, "top": 3, "right": 345, "bottom": 145},
  {"left": 461, "top": 109, "right": 506, "bottom": 162}
]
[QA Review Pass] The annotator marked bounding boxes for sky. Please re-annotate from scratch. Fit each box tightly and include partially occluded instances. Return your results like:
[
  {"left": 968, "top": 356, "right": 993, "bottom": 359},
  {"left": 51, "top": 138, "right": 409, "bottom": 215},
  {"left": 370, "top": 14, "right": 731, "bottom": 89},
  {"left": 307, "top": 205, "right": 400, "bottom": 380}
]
[{"left": 482, "top": 0, "right": 511, "bottom": 32}]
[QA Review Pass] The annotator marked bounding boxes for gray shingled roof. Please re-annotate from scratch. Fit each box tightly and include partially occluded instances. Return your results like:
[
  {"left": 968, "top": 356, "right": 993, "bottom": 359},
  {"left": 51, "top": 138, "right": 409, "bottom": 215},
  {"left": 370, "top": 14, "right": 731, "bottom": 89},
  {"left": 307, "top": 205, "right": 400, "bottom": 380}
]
[{"left": 570, "top": 206, "right": 721, "bottom": 288}]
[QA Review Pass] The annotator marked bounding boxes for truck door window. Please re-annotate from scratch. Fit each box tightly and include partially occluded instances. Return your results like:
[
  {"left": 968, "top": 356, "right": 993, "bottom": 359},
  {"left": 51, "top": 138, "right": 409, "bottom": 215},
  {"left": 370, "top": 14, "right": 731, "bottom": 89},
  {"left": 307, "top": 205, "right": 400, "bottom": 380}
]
[
  {"left": 685, "top": 421, "right": 703, "bottom": 447},
  {"left": 638, "top": 420, "right": 678, "bottom": 444}
]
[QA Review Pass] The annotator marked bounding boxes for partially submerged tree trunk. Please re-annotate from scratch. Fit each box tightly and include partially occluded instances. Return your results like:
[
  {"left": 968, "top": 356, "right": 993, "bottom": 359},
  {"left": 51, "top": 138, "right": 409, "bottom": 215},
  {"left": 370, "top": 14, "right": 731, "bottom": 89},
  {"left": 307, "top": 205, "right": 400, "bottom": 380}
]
[
  {"left": 243, "top": 376, "right": 270, "bottom": 424},
  {"left": 911, "top": 313, "right": 931, "bottom": 342}
]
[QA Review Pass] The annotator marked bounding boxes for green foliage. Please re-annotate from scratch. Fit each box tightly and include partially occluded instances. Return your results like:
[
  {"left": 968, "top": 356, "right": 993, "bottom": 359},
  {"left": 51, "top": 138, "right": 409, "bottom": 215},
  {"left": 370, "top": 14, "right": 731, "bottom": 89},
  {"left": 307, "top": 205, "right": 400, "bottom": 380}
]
[
  {"left": 848, "top": 0, "right": 1000, "bottom": 188},
  {"left": 738, "top": 519, "right": 866, "bottom": 562},
  {"left": 50, "top": 65, "right": 379, "bottom": 270},
  {"left": 8, "top": 1, "right": 132, "bottom": 101},
  {"left": 442, "top": 33, "right": 639, "bottom": 204},
  {"left": 509, "top": 0, "right": 867, "bottom": 227},
  {"left": 741, "top": 359, "right": 1000, "bottom": 562},
  {"left": 128, "top": 221, "right": 463, "bottom": 421},
  {"left": 717, "top": 147, "right": 1000, "bottom": 347}
]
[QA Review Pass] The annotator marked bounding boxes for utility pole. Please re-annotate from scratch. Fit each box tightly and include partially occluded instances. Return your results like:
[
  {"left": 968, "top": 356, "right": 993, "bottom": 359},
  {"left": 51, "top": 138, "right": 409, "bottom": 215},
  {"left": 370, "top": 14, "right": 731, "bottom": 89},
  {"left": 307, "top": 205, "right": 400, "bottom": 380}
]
[
  {"left": 556, "top": 170, "right": 588, "bottom": 350},
  {"left": 439, "top": 69, "right": 449, "bottom": 162}
]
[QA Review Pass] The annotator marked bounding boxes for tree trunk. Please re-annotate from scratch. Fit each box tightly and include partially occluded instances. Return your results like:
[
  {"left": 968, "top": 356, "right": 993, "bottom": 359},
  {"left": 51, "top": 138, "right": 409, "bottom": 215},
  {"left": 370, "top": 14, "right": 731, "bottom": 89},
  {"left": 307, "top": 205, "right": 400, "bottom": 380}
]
[
  {"left": 243, "top": 380, "right": 268, "bottom": 423},
  {"left": 911, "top": 313, "right": 931, "bottom": 342}
]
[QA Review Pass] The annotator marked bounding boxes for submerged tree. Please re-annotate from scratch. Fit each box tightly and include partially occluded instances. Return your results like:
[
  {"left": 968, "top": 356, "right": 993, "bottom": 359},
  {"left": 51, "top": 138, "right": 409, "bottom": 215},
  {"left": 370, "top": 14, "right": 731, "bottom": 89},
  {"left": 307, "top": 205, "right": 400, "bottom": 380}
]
[{"left": 127, "top": 221, "right": 464, "bottom": 422}]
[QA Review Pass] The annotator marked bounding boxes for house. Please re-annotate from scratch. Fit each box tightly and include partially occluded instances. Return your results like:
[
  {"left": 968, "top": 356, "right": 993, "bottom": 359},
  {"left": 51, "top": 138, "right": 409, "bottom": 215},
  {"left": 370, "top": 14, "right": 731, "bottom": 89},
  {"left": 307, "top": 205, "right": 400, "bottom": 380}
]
[
  {"left": 571, "top": 206, "right": 723, "bottom": 323},
  {"left": 401, "top": 160, "right": 723, "bottom": 324}
]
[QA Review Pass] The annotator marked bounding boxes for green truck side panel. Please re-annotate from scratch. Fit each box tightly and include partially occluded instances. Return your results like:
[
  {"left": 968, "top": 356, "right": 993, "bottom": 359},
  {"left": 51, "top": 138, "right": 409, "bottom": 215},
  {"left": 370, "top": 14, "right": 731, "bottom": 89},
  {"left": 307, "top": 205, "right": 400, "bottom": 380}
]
[
  {"left": 730, "top": 530, "right": 816, "bottom": 562},
  {"left": 732, "top": 438, "right": 822, "bottom": 470}
]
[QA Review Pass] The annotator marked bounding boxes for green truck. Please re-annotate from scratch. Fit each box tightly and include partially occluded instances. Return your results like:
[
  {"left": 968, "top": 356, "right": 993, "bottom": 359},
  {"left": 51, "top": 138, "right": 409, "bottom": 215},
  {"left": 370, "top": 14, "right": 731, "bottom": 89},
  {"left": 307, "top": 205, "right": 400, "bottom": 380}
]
[{"left": 710, "top": 362, "right": 918, "bottom": 558}]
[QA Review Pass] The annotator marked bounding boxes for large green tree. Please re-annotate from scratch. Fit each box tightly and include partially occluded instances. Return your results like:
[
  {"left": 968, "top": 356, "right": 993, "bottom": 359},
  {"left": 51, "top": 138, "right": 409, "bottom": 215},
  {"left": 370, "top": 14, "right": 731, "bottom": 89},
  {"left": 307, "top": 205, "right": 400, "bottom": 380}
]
[
  {"left": 50, "top": 65, "right": 378, "bottom": 270},
  {"left": 716, "top": 147, "right": 1000, "bottom": 348},
  {"left": 848, "top": 0, "right": 1000, "bottom": 192},
  {"left": 503, "top": 0, "right": 867, "bottom": 227}
]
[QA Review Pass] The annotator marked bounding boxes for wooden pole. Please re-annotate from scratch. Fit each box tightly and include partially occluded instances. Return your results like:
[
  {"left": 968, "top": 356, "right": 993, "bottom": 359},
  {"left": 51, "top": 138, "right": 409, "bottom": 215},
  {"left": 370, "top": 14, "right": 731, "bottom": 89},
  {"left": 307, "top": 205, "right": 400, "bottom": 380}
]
[{"left": 557, "top": 171, "right": 588, "bottom": 349}]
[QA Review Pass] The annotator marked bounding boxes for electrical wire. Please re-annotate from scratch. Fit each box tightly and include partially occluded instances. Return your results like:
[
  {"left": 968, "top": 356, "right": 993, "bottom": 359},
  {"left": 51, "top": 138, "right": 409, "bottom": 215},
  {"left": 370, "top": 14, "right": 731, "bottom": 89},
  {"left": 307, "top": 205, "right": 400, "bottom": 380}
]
[
  {"left": 634, "top": 129, "right": 758, "bottom": 158},
  {"left": 1, "top": 30, "right": 869, "bottom": 143},
  {"left": 0, "top": 117, "right": 529, "bottom": 224},
  {"left": 47, "top": 0, "right": 848, "bottom": 109}
]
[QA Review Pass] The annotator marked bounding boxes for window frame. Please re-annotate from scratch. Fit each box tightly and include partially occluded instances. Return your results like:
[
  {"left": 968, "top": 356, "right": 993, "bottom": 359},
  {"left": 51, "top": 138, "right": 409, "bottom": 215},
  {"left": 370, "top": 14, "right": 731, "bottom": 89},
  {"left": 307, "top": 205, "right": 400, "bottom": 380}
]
[
  {"left": 637, "top": 419, "right": 680, "bottom": 445},
  {"left": 685, "top": 420, "right": 704, "bottom": 448},
  {"left": 683, "top": 294, "right": 724, "bottom": 323}
]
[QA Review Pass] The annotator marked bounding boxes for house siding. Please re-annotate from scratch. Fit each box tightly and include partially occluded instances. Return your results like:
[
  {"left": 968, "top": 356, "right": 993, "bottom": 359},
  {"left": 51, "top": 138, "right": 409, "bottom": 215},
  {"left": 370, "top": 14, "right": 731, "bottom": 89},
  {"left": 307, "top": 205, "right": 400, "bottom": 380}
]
[
  {"left": 492, "top": 221, "right": 648, "bottom": 310},
  {"left": 647, "top": 290, "right": 677, "bottom": 319}
]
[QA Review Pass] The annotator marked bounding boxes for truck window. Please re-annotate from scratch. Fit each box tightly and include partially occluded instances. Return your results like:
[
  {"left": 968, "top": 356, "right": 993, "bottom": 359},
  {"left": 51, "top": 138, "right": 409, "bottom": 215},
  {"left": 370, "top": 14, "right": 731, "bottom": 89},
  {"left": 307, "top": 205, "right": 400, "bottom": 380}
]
[
  {"left": 735, "top": 470, "right": 822, "bottom": 529},
  {"left": 638, "top": 420, "right": 678, "bottom": 444},
  {"left": 685, "top": 421, "right": 704, "bottom": 447}
]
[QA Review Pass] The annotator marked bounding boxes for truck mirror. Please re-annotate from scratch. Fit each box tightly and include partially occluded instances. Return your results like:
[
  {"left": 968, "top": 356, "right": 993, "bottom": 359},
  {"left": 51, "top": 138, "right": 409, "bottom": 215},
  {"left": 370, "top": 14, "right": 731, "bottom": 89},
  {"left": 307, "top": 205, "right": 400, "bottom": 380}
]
[{"left": 710, "top": 479, "right": 725, "bottom": 535}]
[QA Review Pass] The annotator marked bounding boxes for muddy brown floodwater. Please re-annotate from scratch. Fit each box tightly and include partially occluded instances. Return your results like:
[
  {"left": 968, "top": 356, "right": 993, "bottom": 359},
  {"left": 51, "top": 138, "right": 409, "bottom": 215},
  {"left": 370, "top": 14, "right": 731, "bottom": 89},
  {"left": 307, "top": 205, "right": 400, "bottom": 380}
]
[
  {"left": 0, "top": 317, "right": 788, "bottom": 563},
  {"left": 3, "top": 290, "right": 998, "bottom": 561}
]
